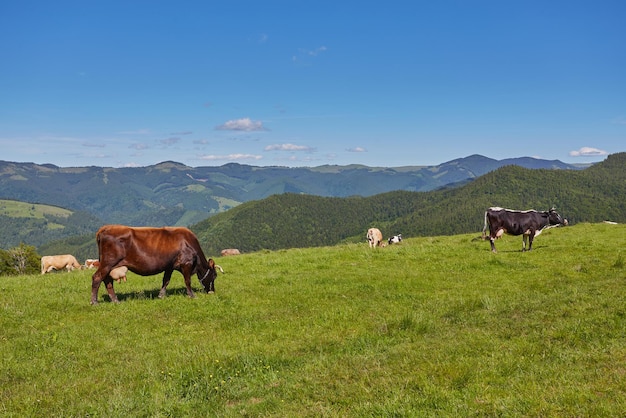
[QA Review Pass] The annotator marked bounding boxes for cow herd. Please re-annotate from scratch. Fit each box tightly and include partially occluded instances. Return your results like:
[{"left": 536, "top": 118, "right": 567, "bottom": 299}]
[{"left": 39, "top": 206, "right": 567, "bottom": 304}]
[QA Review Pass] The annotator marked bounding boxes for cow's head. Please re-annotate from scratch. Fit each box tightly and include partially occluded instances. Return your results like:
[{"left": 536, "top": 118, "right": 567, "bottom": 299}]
[
  {"left": 548, "top": 208, "right": 567, "bottom": 226},
  {"left": 199, "top": 258, "right": 218, "bottom": 293}
]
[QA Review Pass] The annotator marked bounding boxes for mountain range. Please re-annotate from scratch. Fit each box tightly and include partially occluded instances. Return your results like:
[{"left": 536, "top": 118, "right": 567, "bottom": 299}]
[{"left": 0, "top": 154, "right": 586, "bottom": 231}]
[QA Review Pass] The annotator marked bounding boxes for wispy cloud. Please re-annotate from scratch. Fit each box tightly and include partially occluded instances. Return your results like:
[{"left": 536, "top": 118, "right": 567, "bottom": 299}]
[
  {"left": 569, "top": 147, "right": 608, "bottom": 157},
  {"left": 347, "top": 147, "right": 367, "bottom": 153},
  {"left": 611, "top": 116, "right": 626, "bottom": 125},
  {"left": 215, "top": 118, "right": 268, "bottom": 132},
  {"left": 302, "top": 46, "right": 327, "bottom": 57},
  {"left": 170, "top": 131, "right": 192, "bottom": 136},
  {"left": 82, "top": 142, "right": 106, "bottom": 148},
  {"left": 292, "top": 46, "right": 328, "bottom": 64},
  {"left": 198, "top": 153, "right": 263, "bottom": 161},
  {"left": 129, "top": 143, "right": 149, "bottom": 150},
  {"left": 264, "top": 143, "right": 316, "bottom": 152},
  {"left": 118, "top": 129, "right": 151, "bottom": 135},
  {"left": 159, "top": 137, "right": 181, "bottom": 146}
]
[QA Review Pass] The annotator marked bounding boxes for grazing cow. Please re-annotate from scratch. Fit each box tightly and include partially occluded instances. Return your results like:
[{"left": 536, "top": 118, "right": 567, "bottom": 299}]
[
  {"left": 84, "top": 259, "right": 100, "bottom": 269},
  {"left": 366, "top": 228, "right": 383, "bottom": 248},
  {"left": 388, "top": 234, "right": 402, "bottom": 245},
  {"left": 220, "top": 248, "right": 241, "bottom": 256},
  {"left": 41, "top": 254, "right": 82, "bottom": 275},
  {"left": 482, "top": 207, "right": 567, "bottom": 253},
  {"left": 91, "top": 225, "right": 217, "bottom": 305}
]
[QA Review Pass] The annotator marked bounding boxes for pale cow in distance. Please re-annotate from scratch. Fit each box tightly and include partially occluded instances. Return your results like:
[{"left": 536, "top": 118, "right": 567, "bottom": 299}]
[
  {"left": 220, "top": 248, "right": 241, "bottom": 256},
  {"left": 41, "top": 254, "right": 82, "bottom": 275},
  {"left": 366, "top": 228, "right": 383, "bottom": 248},
  {"left": 84, "top": 259, "right": 100, "bottom": 269}
]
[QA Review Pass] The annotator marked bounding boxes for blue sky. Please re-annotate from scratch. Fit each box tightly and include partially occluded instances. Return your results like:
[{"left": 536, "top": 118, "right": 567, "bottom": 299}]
[{"left": 1, "top": 1, "right": 624, "bottom": 168}]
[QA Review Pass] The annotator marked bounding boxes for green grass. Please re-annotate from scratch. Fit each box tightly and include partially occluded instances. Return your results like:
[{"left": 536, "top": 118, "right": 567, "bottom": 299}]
[
  {"left": 0, "top": 199, "right": 72, "bottom": 219},
  {"left": 1, "top": 223, "right": 625, "bottom": 416}
]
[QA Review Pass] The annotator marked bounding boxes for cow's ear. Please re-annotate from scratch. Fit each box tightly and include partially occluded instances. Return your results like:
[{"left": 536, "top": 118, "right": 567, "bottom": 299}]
[{"left": 208, "top": 258, "right": 215, "bottom": 268}]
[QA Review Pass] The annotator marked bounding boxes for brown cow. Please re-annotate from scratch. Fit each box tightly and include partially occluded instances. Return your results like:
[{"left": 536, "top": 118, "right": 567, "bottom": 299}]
[
  {"left": 41, "top": 254, "right": 82, "bottom": 274},
  {"left": 90, "top": 225, "right": 217, "bottom": 305}
]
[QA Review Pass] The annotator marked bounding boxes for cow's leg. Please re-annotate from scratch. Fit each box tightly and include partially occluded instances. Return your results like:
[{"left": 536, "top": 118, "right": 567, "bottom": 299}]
[
  {"left": 527, "top": 233, "right": 535, "bottom": 251},
  {"left": 489, "top": 237, "right": 497, "bottom": 253},
  {"left": 103, "top": 277, "right": 119, "bottom": 303},
  {"left": 182, "top": 268, "right": 196, "bottom": 298},
  {"left": 158, "top": 270, "right": 174, "bottom": 298},
  {"left": 91, "top": 269, "right": 106, "bottom": 305}
]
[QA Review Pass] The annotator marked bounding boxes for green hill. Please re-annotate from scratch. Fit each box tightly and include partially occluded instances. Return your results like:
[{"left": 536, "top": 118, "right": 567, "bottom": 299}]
[
  {"left": 192, "top": 153, "right": 626, "bottom": 255},
  {"left": 0, "top": 200, "right": 102, "bottom": 250}
]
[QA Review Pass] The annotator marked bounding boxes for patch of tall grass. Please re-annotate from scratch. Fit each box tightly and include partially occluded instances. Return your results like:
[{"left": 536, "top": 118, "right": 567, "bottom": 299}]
[{"left": 1, "top": 223, "right": 625, "bottom": 416}]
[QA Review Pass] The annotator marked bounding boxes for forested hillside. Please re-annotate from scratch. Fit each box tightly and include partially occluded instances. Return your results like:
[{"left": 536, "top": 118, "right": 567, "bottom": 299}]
[
  {"left": 192, "top": 153, "right": 626, "bottom": 255},
  {"left": 0, "top": 200, "right": 102, "bottom": 249},
  {"left": 3, "top": 153, "right": 624, "bottom": 259},
  {"left": 0, "top": 155, "right": 584, "bottom": 228}
]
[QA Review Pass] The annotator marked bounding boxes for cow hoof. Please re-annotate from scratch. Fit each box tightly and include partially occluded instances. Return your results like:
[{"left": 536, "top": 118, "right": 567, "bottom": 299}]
[{"left": 90, "top": 300, "right": 99, "bottom": 305}]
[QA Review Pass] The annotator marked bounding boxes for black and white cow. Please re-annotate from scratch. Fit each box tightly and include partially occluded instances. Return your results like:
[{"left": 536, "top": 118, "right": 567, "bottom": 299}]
[
  {"left": 388, "top": 234, "right": 402, "bottom": 245},
  {"left": 482, "top": 207, "right": 567, "bottom": 253}
]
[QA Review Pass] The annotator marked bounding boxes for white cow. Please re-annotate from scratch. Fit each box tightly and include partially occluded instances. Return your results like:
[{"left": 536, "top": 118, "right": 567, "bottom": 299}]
[
  {"left": 366, "top": 228, "right": 383, "bottom": 248},
  {"left": 41, "top": 254, "right": 82, "bottom": 275},
  {"left": 388, "top": 234, "right": 402, "bottom": 244}
]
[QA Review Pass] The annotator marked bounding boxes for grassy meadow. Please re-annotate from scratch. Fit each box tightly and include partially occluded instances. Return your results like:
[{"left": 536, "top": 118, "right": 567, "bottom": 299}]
[{"left": 1, "top": 223, "right": 625, "bottom": 416}]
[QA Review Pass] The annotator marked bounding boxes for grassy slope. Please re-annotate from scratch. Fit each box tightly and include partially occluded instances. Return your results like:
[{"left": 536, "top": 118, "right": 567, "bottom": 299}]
[
  {"left": 0, "top": 199, "right": 71, "bottom": 220},
  {"left": 1, "top": 223, "right": 625, "bottom": 416}
]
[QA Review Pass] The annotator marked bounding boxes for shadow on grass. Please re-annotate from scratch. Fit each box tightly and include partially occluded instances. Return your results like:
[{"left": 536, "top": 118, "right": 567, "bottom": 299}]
[{"left": 101, "top": 286, "right": 208, "bottom": 303}]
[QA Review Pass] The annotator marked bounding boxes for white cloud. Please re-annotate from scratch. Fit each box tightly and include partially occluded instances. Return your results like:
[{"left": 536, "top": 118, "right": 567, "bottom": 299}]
[
  {"left": 199, "top": 153, "right": 263, "bottom": 161},
  {"left": 118, "top": 129, "right": 151, "bottom": 135},
  {"left": 264, "top": 143, "right": 315, "bottom": 152},
  {"left": 129, "top": 143, "right": 149, "bottom": 150},
  {"left": 347, "top": 147, "right": 367, "bottom": 153},
  {"left": 569, "top": 147, "right": 608, "bottom": 157},
  {"left": 302, "top": 46, "right": 327, "bottom": 57},
  {"left": 82, "top": 142, "right": 106, "bottom": 148},
  {"left": 215, "top": 118, "right": 267, "bottom": 132},
  {"left": 159, "top": 137, "right": 181, "bottom": 146}
]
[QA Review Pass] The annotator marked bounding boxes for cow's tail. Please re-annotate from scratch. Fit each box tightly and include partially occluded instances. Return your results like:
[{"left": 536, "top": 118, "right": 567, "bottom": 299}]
[{"left": 482, "top": 211, "right": 489, "bottom": 240}]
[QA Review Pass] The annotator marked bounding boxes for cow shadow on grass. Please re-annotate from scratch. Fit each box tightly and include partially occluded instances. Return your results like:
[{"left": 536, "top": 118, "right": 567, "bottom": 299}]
[
  {"left": 101, "top": 286, "right": 207, "bottom": 303},
  {"left": 489, "top": 244, "right": 550, "bottom": 254}
]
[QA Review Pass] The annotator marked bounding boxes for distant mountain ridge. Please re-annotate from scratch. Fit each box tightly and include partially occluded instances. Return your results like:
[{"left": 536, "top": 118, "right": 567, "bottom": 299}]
[{"left": 0, "top": 154, "right": 586, "bottom": 230}]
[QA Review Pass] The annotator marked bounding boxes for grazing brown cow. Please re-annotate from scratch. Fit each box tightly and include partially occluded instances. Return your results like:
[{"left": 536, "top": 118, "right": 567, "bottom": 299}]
[
  {"left": 220, "top": 248, "right": 241, "bottom": 256},
  {"left": 41, "top": 254, "right": 82, "bottom": 274},
  {"left": 91, "top": 225, "right": 217, "bottom": 305}
]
